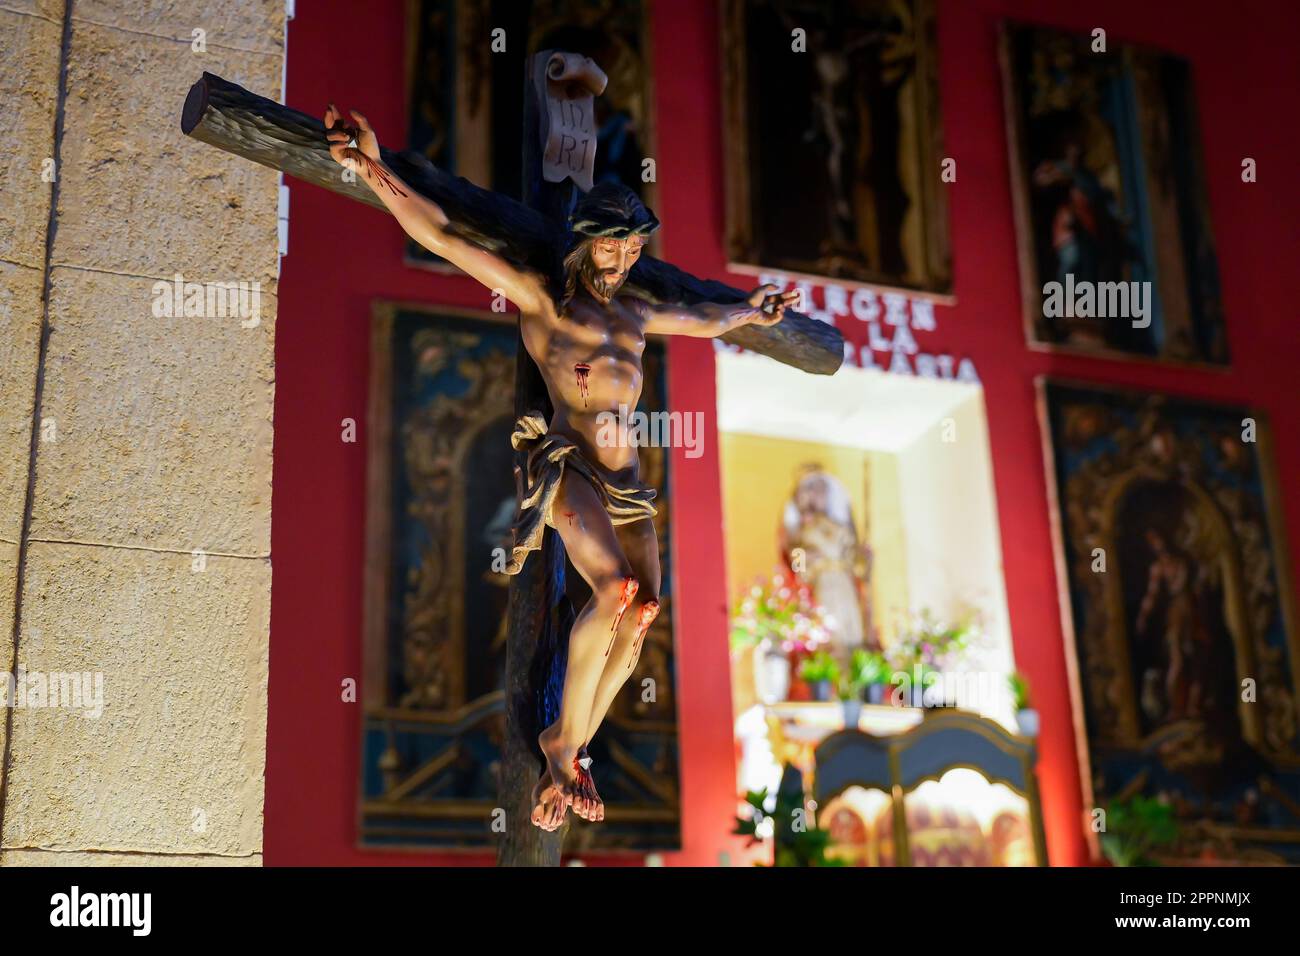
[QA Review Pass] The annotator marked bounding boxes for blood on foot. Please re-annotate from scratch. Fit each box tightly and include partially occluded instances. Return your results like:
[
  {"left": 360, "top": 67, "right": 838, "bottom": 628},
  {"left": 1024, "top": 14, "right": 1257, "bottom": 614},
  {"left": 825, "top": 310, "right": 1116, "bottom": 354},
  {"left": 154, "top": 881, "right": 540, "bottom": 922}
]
[
  {"left": 574, "top": 363, "right": 592, "bottom": 406},
  {"left": 572, "top": 754, "right": 598, "bottom": 818},
  {"left": 629, "top": 599, "right": 660, "bottom": 669},
  {"left": 604, "top": 577, "right": 639, "bottom": 656}
]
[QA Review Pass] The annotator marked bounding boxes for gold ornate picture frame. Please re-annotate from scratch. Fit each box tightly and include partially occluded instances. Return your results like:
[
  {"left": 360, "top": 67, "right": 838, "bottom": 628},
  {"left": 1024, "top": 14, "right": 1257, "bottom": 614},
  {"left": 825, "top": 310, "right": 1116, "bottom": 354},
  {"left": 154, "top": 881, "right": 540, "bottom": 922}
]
[
  {"left": 1001, "top": 23, "right": 1227, "bottom": 366},
  {"left": 721, "top": 0, "right": 952, "bottom": 295},
  {"left": 1037, "top": 378, "right": 1300, "bottom": 864}
]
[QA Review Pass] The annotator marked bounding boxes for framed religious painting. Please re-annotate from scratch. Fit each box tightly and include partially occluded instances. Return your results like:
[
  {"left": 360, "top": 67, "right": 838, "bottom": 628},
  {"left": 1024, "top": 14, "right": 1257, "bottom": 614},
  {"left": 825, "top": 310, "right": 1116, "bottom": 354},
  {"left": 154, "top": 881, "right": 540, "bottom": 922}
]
[
  {"left": 404, "top": 0, "right": 659, "bottom": 270},
  {"left": 1038, "top": 379, "right": 1300, "bottom": 864},
  {"left": 1001, "top": 24, "right": 1227, "bottom": 365},
  {"left": 721, "top": 0, "right": 952, "bottom": 295},
  {"left": 359, "top": 302, "right": 682, "bottom": 853}
]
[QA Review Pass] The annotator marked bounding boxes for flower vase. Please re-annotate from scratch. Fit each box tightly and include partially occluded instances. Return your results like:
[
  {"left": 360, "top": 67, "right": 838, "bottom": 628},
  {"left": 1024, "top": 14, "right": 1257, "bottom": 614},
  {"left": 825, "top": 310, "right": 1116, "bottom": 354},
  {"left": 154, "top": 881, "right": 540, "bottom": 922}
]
[
  {"left": 841, "top": 697, "right": 863, "bottom": 729},
  {"left": 753, "top": 638, "right": 791, "bottom": 704}
]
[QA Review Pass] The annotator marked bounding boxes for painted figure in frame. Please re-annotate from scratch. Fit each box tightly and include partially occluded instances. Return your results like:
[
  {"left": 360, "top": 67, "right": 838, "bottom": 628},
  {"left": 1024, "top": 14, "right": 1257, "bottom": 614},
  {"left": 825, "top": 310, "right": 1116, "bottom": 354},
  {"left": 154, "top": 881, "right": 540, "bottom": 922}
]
[
  {"left": 724, "top": 0, "right": 951, "bottom": 292},
  {"left": 1042, "top": 382, "right": 1300, "bottom": 862},
  {"left": 1003, "top": 25, "right": 1226, "bottom": 363}
]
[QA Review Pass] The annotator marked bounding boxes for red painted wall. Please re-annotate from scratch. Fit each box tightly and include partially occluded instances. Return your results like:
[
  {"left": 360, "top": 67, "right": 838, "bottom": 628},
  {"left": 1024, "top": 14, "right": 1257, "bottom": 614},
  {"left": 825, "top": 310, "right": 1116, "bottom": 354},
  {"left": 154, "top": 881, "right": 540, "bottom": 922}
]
[{"left": 266, "top": 0, "right": 1300, "bottom": 865}]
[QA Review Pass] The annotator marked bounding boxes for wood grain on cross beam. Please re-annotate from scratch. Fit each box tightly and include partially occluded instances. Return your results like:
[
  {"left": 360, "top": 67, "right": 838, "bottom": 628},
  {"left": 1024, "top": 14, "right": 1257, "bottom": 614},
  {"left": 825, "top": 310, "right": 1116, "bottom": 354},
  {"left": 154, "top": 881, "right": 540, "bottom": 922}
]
[{"left": 181, "top": 72, "right": 844, "bottom": 375}]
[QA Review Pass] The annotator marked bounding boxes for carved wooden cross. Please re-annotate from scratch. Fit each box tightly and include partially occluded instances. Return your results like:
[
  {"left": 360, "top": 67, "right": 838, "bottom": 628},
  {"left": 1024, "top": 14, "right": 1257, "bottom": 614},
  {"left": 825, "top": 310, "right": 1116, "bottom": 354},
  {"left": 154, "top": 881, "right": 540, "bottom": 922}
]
[{"left": 181, "top": 60, "right": 843, "bottom": 866}]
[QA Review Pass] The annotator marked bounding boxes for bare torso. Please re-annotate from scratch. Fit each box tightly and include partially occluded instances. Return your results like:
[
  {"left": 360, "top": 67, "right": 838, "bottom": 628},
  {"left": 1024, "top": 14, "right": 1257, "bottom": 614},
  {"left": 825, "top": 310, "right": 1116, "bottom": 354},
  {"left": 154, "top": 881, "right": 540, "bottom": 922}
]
[{"left": 521, "top": 289, "right": 647, "bottom": 477}]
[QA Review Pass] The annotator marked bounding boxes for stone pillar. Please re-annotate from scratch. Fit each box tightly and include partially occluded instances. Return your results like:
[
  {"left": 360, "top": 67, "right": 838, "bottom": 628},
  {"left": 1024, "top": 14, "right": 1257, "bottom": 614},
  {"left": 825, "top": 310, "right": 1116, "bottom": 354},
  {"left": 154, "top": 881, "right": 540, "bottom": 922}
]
[{"left": 0, "top": 0, "right": 284, "bottom": 866}]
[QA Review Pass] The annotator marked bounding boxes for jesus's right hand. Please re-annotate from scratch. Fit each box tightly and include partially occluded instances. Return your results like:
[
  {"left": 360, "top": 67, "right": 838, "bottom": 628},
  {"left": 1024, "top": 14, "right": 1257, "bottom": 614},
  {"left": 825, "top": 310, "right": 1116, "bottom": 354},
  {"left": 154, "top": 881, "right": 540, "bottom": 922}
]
[{"left": 324, "top": 103, "right": 380, "bottom": 172}]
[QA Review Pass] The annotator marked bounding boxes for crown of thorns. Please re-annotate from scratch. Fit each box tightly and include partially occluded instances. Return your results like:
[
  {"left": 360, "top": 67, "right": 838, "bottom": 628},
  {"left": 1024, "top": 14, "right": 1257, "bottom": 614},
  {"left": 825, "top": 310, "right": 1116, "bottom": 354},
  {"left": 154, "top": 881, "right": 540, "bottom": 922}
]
[
  {"left": 569, "top": 216, "right": 660, "bottom": 239},
  {"left": 568, "top": 182, "right": 660, "bottom": 240}
]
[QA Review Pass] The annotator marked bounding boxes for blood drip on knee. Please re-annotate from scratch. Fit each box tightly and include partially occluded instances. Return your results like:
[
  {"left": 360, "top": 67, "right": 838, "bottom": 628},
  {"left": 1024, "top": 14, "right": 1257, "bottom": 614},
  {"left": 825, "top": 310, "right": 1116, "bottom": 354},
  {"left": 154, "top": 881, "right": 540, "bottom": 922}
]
[
  {"left": 629, "top": 600, "right": 660, "bottom": 668},
  {"left": 605, "top": 577, "right": 639, "bottom": 656},
  {"left": 574, "top": 363, "right": 592, "bottom": 406}
]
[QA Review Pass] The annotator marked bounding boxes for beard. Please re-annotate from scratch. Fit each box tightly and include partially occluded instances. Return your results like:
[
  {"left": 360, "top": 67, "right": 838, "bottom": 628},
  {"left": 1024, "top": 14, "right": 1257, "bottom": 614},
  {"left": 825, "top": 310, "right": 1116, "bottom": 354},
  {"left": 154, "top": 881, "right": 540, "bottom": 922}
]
[
  {"left": 581, "top": 258, "right": 626, "bottom": 301},
  {"left": 563, "top": 241, "right": 627, "bottom": 306}
]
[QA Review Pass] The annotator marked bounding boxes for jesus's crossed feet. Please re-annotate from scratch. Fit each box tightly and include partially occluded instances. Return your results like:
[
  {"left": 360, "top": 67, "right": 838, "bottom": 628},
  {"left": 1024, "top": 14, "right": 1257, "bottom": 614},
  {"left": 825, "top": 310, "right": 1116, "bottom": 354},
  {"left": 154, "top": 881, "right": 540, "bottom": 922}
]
[{"left": 536, "top": 726, "right": 606, "bottom": 827}]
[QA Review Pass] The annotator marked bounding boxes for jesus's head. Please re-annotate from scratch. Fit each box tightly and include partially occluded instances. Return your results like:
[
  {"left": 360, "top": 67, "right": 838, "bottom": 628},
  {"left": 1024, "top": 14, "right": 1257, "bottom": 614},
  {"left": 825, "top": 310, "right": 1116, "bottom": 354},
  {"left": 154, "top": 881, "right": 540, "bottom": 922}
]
[{"left": 562, "top": 182, "right": 660, "bottom": 307}]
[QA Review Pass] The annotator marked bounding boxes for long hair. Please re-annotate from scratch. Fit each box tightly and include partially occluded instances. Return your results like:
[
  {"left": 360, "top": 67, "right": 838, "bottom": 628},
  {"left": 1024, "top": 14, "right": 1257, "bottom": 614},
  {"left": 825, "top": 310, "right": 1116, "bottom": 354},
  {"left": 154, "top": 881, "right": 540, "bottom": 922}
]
[{"left": 558, "top": 237, "right": 594, "bottom": 314}]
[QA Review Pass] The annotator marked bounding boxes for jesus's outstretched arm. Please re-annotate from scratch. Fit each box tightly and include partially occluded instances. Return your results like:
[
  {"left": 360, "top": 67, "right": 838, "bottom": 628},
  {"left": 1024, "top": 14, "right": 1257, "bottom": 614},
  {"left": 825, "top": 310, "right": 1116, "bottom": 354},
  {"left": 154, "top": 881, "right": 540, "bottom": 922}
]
[
  {"left": 323, "top": 104, "right": 549, "bottom": 315},
  {"left": 638, "top": 283, "right": 799, "bottom": 337}
]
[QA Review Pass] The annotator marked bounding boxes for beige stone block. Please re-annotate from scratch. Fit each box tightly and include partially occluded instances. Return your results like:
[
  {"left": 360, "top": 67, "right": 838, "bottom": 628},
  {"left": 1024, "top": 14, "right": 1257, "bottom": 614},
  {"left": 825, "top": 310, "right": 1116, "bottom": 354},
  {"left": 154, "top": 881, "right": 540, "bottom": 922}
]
[
  {"left": 74, "top": 0, "right": 284, "bottom": 55},
  {"left": 0, "top": 1, "right": 65, "bottom": 21},
  {"left": 52, "top": 20, "right": 283, "bottom": 284},
  {"left": 0, "top": 261, "right": 43, "bottom": 544},
  {"left": 29, "top": 266, "right": 274, "bottom": 555},
  {"left": 1, "top": 849, "right": 261, "bottom": 866},
  {"left": 1, "top": 542, "right": 268, "bottom": 856},
  {"left": 0, "top": 8, "right": 60, "bottom": 270}
]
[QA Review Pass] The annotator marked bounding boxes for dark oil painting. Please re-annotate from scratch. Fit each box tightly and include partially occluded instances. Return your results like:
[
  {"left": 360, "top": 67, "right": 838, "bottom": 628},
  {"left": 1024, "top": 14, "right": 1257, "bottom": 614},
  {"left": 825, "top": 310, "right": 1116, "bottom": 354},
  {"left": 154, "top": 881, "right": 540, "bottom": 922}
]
[
  {"left": 723, "top": 0, "right": 951, "bottom": 293},
  {"left": 1040, "top": 380, "right": 1299, "bottom": 863},
  {"left": 1003, "top": 25, "right": 1226, "bottom": 364}
]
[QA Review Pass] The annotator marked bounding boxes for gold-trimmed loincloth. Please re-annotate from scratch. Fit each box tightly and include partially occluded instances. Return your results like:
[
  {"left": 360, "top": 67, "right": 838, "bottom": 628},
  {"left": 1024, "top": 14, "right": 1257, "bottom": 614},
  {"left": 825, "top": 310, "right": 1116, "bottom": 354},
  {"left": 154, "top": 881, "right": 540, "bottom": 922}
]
[{"left": 505, "top": 412, "right": 657, "bottom": 575}]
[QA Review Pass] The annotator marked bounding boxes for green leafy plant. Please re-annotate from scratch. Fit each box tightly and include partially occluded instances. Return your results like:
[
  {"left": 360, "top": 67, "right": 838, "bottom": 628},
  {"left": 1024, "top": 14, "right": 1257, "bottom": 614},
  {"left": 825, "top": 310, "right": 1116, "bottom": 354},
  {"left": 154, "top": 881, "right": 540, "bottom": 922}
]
[
  {"left": 733, "top": 788, "right": 772, "bottom": 846},
  {"left": 1008, "top": 671, "right": 1032, "bottom": 712},
  {"left": 846, "top": 649, "right": 889, "bottom": 696},
  {"left": 1099, "top": 796, "right": 1179, "bottom": 867},
  {"left": 733, "top": 782, "right": 845, "bottom": 867},
  {"left": 773, "top": 829, "right": 839, "bottom": 868},
  {"left": 799, "top": 650, "right": 841, "bottom": 686}
]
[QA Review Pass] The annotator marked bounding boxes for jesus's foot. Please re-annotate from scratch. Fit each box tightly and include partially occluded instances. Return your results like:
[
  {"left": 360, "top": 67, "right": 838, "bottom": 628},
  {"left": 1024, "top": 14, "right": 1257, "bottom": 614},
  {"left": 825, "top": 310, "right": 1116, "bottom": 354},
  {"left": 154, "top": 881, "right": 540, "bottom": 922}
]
[
  {"left": 573, "top": 747, "right": 605, "bottom": 822},
  {"left": 529, "top": 769, "right": 567, "bottom": 832},
  {"left": 538, "top": 723, "right": 580, "bottom": 818}
]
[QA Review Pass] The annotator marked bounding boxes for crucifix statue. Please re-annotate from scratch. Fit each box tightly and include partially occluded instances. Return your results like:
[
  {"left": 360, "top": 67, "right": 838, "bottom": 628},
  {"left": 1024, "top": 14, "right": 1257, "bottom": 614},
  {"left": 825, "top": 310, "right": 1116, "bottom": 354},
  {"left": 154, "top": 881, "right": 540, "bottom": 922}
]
[{"left": 181, "top": 50, "right": 842, "bottom": 864}]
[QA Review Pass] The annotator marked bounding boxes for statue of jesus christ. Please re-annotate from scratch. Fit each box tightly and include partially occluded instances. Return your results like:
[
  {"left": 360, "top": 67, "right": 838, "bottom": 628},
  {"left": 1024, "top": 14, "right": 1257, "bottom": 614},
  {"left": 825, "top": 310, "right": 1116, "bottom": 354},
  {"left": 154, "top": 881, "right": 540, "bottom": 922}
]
[{"left": 326, "top": 105, "right": 798, "bottom": 831}]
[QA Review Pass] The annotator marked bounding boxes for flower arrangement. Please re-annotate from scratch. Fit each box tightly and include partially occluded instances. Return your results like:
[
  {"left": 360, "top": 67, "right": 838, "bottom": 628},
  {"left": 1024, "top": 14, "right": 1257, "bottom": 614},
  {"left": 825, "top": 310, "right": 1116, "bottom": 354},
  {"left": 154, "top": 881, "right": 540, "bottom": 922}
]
[
  {"left": 882, "top": 607, "right": 984, "bottom": 706},
  {"left": 729, "top": 569, "right": 831, "bottom": 654},
  {"left": 885, "top": 606, "right": 981, "bottom": 676}
]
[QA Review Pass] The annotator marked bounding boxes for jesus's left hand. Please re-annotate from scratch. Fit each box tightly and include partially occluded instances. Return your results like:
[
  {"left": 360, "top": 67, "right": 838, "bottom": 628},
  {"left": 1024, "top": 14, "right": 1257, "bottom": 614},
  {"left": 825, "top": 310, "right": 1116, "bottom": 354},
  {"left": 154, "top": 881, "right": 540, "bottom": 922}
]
[{"left": 746, "top": 284, "right": 801, "bottom": 326}]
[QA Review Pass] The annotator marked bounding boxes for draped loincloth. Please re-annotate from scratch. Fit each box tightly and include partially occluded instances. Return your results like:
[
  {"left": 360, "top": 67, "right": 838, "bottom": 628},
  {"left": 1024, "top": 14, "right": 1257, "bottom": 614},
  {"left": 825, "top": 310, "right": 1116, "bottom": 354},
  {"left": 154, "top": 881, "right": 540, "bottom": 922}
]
[{"left": 505, "top": 412, "right": 657, "bottom": 575}]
